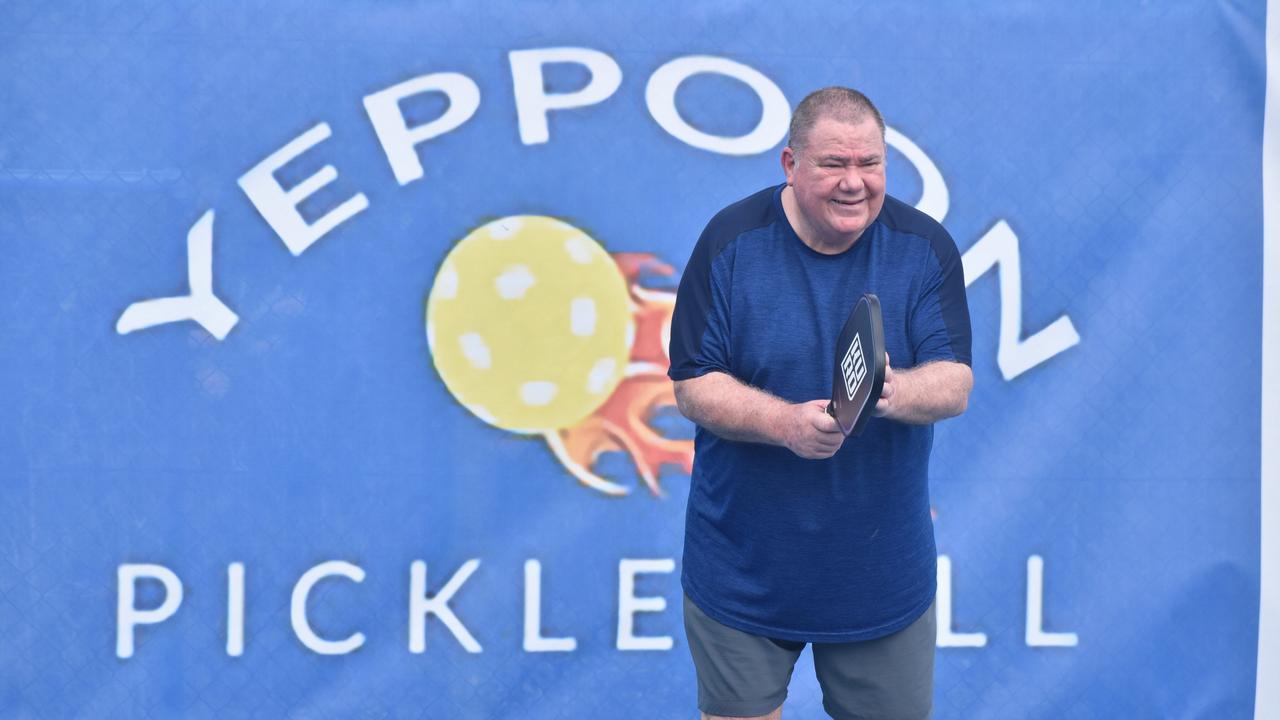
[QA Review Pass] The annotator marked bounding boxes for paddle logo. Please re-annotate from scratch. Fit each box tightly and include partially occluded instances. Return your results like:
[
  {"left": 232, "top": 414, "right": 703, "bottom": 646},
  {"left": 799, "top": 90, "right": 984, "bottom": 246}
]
[{"left": 841, "top": 332, "right": 867, "bottom": 401}]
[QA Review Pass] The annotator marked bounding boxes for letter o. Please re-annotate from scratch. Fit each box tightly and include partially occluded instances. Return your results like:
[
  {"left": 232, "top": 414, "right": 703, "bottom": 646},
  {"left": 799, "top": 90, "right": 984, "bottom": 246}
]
[
  {"left": 645, "top": 56, "right": 789, "bottom": 156},
  {"left": 885, "top": 126, "right": 950, "bottom": 223}
]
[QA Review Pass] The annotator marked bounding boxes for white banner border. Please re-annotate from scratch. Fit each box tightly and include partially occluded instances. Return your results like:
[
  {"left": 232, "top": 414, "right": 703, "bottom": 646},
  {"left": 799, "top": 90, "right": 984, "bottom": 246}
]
[{"left": 1259, "top": 1, "right": 1279, "bottom": 718}]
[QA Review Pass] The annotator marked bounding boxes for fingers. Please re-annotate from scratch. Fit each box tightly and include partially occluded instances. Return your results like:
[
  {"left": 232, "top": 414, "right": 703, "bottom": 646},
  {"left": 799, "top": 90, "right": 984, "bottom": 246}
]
[
  {"left": 799, "top": 399, "right": 840, "bottom": 432},
  {"left": 872, "top": 352, "right": 897, "bottom": 417},
  {"left": 807, "top": 405, "right": 842, "bottom": 434},
  {"left": 798, "top": 436, "right": 843, "bottom": 459},
  {"left": 787, "top": 400, "right": 846, "bottom": 458},
  {"left": 873, "top": 396, "right": 889, "bottom": 417},
  {"left": 809, "top": 398, "right": 836, "bottom": 413},
  {"left": 808, "top": 423, "right": 844, "bottom": 446}
]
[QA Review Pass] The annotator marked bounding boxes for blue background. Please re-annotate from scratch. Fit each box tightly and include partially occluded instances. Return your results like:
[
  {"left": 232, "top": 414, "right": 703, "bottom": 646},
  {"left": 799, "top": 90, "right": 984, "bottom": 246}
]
[{"left": 0, "top": 2, "right": 1265, "bottom": 717}]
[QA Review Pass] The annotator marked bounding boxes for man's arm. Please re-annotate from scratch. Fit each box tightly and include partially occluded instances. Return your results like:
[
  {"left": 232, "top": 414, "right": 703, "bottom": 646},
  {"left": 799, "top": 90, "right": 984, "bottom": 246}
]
[
  {"left": 874, "top": 357, "right": 973, "bottom": 424},
  {"left": 673, "top": 372, "right": 845, "bottom": 460}
]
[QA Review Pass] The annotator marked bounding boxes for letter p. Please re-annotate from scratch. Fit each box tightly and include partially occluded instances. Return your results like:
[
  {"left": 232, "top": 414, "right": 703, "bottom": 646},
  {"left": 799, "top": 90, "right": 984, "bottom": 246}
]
[
  {"left": 117, "top": 564, "right": 183, "bottom": 659},
  {"left": 510, "top": 48, "right": 622, "bottom": 145}
]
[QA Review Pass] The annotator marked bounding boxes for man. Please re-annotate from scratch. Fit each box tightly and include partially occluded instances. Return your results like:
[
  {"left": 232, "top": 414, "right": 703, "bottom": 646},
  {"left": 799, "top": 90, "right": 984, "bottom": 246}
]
[{"left": 667, "top": 87, "right": 973, "bottom": 720}]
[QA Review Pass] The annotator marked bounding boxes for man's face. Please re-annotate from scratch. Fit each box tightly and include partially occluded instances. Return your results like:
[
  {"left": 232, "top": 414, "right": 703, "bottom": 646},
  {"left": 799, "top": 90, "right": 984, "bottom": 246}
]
[{"left": 782, "top": 116, "right": 886, "bottom": 249}]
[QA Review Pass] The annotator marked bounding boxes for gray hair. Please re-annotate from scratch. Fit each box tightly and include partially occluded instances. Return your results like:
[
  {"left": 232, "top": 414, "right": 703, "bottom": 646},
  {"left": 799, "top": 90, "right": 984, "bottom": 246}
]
[{"left": 787, "top": 87, "right": 885, "bottom": 152}]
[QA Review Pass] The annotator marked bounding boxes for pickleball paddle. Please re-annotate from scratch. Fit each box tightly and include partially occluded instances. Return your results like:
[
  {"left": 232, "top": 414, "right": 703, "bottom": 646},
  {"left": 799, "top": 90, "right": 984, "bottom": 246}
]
[{"left": 827, "top": 293, "right": 886, "bottom": 436}]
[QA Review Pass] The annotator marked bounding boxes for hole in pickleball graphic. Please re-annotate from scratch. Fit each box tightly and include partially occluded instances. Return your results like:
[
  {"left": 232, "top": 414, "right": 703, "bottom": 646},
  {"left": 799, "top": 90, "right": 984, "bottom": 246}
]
[{"left": 426, "top": 216, "right": 634, "bottom": 434}]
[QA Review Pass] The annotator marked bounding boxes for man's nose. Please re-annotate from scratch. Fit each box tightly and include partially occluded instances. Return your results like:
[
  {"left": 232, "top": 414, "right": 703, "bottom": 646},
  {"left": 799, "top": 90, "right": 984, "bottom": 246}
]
[{"left": 838, "top": 168, "right": 865, "bottom": 193}]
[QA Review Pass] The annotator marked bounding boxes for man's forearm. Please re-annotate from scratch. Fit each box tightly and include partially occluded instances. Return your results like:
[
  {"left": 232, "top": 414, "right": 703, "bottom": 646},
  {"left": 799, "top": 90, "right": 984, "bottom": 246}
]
[
  {"left": 675, "top": 372, "right": 848, "bottom": 460},
  {"left": 673, "top": 372, "right": 791, "bottom": 446},
  {"left": 879, "top": 361, "right": 973, "bottom": 424}
]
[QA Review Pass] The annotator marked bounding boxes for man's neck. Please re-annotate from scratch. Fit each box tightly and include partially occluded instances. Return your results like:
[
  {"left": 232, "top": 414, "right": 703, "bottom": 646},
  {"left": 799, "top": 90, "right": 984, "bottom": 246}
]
[{"left": 780, "top": 185, "right": 860, "bottom": 255}]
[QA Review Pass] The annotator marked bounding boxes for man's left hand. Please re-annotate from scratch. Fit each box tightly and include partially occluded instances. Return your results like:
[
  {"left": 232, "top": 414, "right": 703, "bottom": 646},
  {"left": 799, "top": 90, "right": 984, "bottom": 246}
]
[
  {"left": 873, "top": 353, "right": 895, "bottom": 417},
  {"left": 873, "top": 352, "right": 972, "bottom": 424}
]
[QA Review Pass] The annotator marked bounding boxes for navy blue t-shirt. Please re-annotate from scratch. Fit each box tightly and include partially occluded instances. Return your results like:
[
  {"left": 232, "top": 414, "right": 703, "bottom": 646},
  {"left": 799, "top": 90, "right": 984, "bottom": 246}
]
[{"left": 668, "top": 184, "right": 971, "bottom": 642}]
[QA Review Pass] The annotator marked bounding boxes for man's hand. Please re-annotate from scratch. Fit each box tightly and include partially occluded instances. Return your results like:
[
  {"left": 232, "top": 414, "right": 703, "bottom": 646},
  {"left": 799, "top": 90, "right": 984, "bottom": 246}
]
[
  {"left": 784, "top": 400, "right": 846, "bottom": 459},
  {"left": 673, "top": 373, "right": 847, "bottom": 459},
  {"left": 873, "top": 352, "right": 972, "bottom": 423},
  {"left": 873, "top": 352, "right": 895, "bottom": 417}
]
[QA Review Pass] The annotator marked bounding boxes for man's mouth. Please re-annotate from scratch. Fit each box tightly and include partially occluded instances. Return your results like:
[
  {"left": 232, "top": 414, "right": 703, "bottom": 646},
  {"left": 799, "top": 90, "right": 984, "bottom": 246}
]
[{"left": 832, "top": 198, "right": 864, "bottom": 206}]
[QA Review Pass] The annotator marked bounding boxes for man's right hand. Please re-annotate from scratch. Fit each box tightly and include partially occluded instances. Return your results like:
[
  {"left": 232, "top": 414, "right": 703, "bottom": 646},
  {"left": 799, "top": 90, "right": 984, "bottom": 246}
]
[
  {"left": 673, "top": 373, "right": 846, "bottom": 458},
  {"left": 783, "top": 400, "right": 846, "bottom": 459}
]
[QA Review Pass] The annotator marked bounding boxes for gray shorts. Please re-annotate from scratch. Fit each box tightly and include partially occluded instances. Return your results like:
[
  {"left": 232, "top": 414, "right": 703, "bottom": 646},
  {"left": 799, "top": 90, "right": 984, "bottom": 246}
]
[{"left": 683, "top": 594, "right": 935, "bottom": 720}]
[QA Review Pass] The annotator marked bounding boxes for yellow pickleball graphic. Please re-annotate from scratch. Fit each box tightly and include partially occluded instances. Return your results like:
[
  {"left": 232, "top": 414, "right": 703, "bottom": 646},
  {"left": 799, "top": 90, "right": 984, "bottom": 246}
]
[{"left": 426, "top": 216, "right": 634, "bottom": 433}]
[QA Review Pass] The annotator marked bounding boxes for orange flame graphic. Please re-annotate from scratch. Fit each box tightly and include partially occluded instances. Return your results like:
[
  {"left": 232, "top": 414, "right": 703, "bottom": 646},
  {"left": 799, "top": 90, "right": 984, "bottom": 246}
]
[{"left": 543, "top": 253, "right": 694, "bottom": 497}]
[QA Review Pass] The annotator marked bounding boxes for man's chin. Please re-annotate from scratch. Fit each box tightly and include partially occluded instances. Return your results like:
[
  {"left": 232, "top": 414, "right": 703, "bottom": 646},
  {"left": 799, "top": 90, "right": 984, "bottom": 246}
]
[{"left": 827, "top": 217, "right": 869, "bottom": 236}]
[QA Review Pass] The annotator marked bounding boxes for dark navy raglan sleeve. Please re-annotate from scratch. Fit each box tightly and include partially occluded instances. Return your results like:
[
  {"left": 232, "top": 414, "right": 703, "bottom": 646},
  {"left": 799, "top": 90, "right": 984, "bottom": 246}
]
[
  {"left": 667, "top": 222, "right": 734, "bottom": 381},
  {"left": 909, "top": 226, "right": 973, "bottom": 366}
]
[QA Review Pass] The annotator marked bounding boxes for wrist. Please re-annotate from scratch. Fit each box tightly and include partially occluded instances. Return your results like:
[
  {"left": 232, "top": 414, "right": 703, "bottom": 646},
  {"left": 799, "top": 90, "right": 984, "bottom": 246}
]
[{"left": 768, "top": 399, "right": 800, "bottom": 449}]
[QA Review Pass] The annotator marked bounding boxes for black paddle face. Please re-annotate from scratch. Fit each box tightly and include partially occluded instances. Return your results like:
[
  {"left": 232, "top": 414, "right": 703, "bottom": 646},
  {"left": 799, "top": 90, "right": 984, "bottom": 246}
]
[{"left": 827, "top": 294, "right": 886, "bottom": 436}]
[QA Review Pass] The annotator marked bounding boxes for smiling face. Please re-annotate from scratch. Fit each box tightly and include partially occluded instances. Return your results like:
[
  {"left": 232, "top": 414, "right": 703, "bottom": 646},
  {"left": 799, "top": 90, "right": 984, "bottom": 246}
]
[{"left": 781, "top": 115, "right": 886, "bottom": 253}]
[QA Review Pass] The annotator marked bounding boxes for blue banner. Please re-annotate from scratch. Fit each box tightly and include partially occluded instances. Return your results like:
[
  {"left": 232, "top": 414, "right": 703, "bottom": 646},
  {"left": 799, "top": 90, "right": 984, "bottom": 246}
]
[{"left": 1, "top": 2, "right": 1270, "bottom": 717}]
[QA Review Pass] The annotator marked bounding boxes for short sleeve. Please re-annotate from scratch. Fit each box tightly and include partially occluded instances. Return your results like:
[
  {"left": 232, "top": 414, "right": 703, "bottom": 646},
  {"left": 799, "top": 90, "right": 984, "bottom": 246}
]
[
  {"left": 667, "top": 225, "right": 735, "bottom": 381},
  {"left": 909, "top": 228, "right": 972, "bottom": 366}
]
